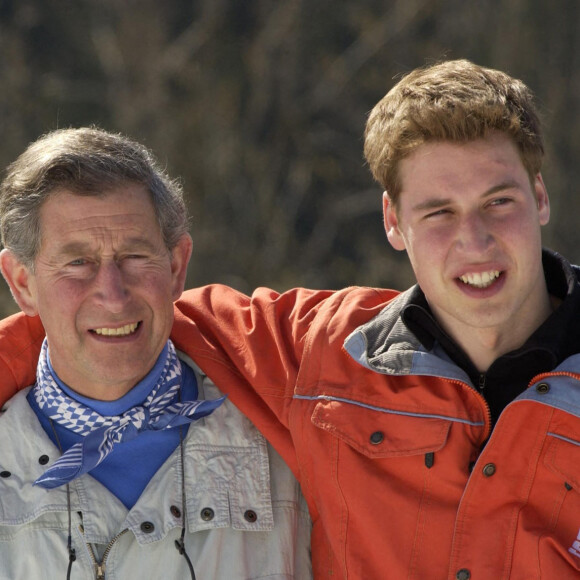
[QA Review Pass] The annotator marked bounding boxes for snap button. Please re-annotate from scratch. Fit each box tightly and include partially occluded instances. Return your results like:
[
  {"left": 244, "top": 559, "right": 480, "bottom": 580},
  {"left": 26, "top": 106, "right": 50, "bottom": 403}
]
[
  {"left": 244, "top": 510, "right": 258, "bottom": 523},
  {"left": 170, "top": 505, "right": 181, "bottom": 518},
  {"left": 369, "top": 431, "right": 384, "bottom": 445},
  {"left": 38, "top": 455, "right": 50, "bottom": 465},
  {"left": 140, "top": 521, "right": 155, "bottom": 533},
  {"left": 482, "top": 463, "right": 496, "bottom": 477},
  {"left": 200, "top": 508, "right": 215, "bottom": 521},
  {"left": 536, "top": 382, "right": 550, "bottom": 394},
  {"left": 456, "top": 569, "right": 471, "bottom": 580},
  {"left": 0, "top": 471, "right": 11, "bottom": 478}
]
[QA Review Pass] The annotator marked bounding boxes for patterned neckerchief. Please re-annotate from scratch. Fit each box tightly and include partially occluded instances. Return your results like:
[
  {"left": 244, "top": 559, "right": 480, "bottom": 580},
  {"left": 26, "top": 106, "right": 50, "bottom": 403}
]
[{"left": 32, "top": 339, "right": 225, "bottom": 489}]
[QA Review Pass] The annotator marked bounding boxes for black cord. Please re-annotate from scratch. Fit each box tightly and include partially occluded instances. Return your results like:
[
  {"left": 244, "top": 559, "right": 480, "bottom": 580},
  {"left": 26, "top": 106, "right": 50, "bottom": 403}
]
[
  {"left": 49, "top": 418, "right": 77, "bottom": 580},
  {"left": 50, "top": 397, "right": 197, "bottom": 579},
  {"left": 175, "top": 530, "right": 196, "bottom": 579},
  {"left": 65, "top": 535, "right": 77, "bottom": 580},
  {"left": 173, "top": 401, "right": 197, "bottom": 580}
]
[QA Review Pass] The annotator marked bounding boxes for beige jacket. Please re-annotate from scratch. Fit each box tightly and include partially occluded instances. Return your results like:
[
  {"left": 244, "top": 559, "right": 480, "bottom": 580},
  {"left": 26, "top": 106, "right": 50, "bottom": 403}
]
[{"left": 0, "top": 354, "right": 312, "bottom": 580}]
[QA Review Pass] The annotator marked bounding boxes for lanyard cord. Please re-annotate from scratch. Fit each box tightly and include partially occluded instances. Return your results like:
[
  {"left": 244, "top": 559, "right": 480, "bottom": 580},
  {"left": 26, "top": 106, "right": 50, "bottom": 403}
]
[
  {"left": 174, "top": 412, "right": 197, "bottom": 579},
  {"left": 49, "top": 406, "right": 197, "bottom": 579},
  {"left": 49, "top": 418, "right": 77, "bottom": 580}
]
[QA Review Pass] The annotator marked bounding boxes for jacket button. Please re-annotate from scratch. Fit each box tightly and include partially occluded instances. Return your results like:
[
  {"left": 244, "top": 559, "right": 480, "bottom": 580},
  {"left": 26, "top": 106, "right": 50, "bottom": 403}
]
[
  {"left": 536, "top": 382, "right": 550, "bottom": 394},
  {"left": 200, "top": 508, "right": 215, "bottom": 521},
  {"left": 482, "top": 463, "right": 496, "bottom": 477},
  {"left": 370, "top": 431, "right": 384, "bottom": 445},
  {"left": 170, "top": 505, "right": 181, "bottom": 518},
  {"left": 38, "top": 455, "right": 50, "bottom": 465},
  {"left": 244, "top": 510, "right": 258, "bottom": 523},
  {"left": 0, "top": 471, "right": 11, "bottom": 478},
  {"left": 456, "top": 569, "right": 471, "bottom": 580},
  {"left": 140, "top": 521, "right": 155, "bottom": 533}
]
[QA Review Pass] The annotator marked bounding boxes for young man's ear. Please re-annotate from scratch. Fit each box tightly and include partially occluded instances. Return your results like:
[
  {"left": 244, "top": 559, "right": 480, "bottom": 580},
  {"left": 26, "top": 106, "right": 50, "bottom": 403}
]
[
  {"left": 534, "top": 173, "right": 550, "bottom": 226},
  {"left": 383, "top": 192, "right": 406, "bottom": 251},
  {"left": 0, "top": 249, "right": 39, "bottom": 316}
]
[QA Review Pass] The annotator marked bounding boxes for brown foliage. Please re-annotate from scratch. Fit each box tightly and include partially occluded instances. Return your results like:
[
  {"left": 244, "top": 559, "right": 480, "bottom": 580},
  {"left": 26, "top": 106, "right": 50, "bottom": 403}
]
[{"left": 0, "top": 0, "right": 578, "bottom": 316}]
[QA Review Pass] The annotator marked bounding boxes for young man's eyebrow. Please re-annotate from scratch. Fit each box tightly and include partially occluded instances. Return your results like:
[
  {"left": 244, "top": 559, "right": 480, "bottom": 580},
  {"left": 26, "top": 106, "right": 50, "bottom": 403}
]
[
  {"left": 411, "top": 198, "right": 453, "bottom": 212},
  {"left": 410, "top": 180, "right": 523, "bottom": 212},
  {"left": 482, "top": 179, "right": 522, "bottom": 196}
]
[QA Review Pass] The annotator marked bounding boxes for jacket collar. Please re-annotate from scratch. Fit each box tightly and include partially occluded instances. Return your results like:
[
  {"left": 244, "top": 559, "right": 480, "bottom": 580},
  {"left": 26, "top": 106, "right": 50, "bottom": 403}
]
[
  {"left": 344, "top": 249, "right": 580, "bottom": 389},
  {"left": 343, "top": 288, "right": 471, "bottom": 383}
]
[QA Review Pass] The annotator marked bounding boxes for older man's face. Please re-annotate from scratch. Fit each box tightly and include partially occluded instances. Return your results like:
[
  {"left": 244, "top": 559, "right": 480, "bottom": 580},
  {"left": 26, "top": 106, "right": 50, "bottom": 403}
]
[{"left": 7, "top": 184, "right": 191, "bottom": 400}]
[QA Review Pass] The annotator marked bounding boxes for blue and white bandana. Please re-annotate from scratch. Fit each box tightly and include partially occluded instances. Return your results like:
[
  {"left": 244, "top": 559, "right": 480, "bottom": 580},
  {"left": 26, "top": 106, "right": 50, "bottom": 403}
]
[{"left": 32, "top": 339, "right": 225, "bottom": 489}]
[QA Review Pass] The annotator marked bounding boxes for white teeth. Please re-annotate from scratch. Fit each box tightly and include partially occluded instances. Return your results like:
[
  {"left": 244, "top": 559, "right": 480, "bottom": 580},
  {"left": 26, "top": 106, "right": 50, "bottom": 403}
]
[
  {"left": 459, "top": 270, "right": 501, "bottom": 289},
  {"left": 93, "top": 323, "right": 138, "bottom": 336}
]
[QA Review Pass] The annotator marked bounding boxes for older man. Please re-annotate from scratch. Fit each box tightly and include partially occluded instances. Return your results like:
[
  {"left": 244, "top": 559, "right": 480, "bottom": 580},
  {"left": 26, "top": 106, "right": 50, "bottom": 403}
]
[{"left": 0, "top": 128, "right": 311, "bottom": 579}]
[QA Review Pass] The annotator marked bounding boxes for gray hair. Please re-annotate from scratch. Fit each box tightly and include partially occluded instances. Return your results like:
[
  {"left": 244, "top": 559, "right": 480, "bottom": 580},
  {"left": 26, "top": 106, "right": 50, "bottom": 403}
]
[{"left": 0, "top": 127, "right": 189, "bottom": 268}]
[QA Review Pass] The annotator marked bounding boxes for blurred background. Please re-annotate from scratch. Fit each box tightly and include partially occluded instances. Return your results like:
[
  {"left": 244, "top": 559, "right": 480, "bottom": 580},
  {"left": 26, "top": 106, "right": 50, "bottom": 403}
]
[{"left": 1, "top": 0, "right": 579, "bottom": 316}]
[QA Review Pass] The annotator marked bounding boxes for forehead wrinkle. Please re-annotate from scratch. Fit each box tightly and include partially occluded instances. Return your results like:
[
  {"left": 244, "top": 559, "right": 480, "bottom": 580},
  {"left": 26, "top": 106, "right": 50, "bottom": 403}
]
[
  {"left": 42, "top": 220, "right": 162, "bottom": 261},
  {"left": 64, "top": 231, "right": 160, "bottom": 253}
]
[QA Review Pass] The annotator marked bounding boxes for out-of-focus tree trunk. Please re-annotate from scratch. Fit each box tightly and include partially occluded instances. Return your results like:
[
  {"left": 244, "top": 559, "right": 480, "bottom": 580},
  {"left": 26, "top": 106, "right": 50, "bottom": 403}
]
[{"left": 0, "top": 0, "right": 578, "bottom": 317}]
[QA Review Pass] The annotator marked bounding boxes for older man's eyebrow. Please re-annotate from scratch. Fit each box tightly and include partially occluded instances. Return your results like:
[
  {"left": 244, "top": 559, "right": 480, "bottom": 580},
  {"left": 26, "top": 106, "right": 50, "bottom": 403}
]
[
  {"left": 55, "top": 241, "right": 93, "bottom": 257},
  {"left": 56, "top": 237, "right": 161, "bottom": 258}
]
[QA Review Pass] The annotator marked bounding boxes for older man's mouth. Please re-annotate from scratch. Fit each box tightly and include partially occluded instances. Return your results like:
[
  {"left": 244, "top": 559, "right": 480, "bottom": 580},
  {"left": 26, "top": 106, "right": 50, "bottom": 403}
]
[{"left": 91, "top": 322, "right": 140, "bottom": 337}]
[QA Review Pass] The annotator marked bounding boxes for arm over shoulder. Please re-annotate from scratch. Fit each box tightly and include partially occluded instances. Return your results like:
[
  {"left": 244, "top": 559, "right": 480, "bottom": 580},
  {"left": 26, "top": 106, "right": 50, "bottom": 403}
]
[{"left": 0, "top": 313, "right": 45, "bottom": 407}]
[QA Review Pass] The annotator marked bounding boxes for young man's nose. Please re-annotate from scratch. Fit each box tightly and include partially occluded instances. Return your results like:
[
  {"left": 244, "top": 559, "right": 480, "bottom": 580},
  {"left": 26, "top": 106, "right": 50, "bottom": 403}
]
[{"left": 454, "top": 212, "right": 494, "bottom": 253}]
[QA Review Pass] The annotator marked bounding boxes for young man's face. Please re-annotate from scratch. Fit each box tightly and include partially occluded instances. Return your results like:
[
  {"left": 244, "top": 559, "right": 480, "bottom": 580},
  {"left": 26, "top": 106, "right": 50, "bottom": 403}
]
[
  {"left": 0, "top": 184, "right": 192, "bottom": 400},
  {"left": 384, "top": 132, "right": 551, "bottom": 348}
]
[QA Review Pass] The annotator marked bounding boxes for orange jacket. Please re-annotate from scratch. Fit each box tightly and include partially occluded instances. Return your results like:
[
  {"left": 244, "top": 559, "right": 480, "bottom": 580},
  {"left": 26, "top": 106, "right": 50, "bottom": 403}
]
[{"left": 2, "top": 284, "right": 580, "bottom": 579}]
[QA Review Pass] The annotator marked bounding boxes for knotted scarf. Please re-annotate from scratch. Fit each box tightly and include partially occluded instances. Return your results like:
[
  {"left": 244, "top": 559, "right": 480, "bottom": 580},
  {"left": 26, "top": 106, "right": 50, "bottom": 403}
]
[{"left": 32, "top": 339, "right": 225, "bottom": 489}]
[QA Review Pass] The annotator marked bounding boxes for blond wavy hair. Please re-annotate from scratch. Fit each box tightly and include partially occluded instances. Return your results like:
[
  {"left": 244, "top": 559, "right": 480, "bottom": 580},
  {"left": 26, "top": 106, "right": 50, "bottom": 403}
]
[{"left": 364, "top": 59, "right": 544, "bottom": 206}]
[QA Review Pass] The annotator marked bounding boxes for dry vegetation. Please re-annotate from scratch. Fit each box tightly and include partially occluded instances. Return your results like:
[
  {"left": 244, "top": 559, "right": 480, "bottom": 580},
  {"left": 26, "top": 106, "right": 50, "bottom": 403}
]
[{"left": 0, "top": 0, "right": 579, "bottom": 316}]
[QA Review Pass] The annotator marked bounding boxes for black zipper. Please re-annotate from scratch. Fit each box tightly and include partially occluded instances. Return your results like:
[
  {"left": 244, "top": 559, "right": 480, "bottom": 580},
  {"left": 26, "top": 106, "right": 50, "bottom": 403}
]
[{"left": 478, "top": 373, "right": 486, "bottom": 394}]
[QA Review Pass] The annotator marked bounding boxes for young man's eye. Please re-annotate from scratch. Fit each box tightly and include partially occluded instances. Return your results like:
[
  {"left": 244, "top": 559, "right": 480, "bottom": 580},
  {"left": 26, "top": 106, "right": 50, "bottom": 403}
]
[
  {"left": 489, "top": 197, "right": 512, "bottom": 206},
  {"left": 425, "top": 208, "right": 451, "bottom": 219}
]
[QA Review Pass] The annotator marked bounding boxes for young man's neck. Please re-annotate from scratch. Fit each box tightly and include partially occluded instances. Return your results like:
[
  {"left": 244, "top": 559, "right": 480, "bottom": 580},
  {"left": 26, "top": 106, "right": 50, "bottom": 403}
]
[
  {"left": 442, "top": 293, "right": 558, "bottom": 373},
  {"left": 459, "top": 327, "right": 525, "bottom": 372}
]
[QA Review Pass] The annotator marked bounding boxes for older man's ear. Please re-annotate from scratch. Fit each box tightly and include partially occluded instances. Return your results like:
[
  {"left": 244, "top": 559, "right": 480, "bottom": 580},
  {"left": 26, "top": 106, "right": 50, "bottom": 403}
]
[
  {"left": 0, "top": 249, "right": 39, "bottom": 317},
  {"left": 170, "top": 233, "right": 193, "bottom": 302}
]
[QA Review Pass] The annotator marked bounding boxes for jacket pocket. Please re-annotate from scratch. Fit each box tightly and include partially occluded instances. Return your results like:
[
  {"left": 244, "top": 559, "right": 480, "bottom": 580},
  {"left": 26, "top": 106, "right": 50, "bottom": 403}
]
[
  {"left": 544, "top": 432, "right": 580, "bottom": 488},
  {"left": 311, "top": 398, "right": 451, "bottom": 458},
  {"left": 532, "top": 433, "right": 580, "bottom": 575}
]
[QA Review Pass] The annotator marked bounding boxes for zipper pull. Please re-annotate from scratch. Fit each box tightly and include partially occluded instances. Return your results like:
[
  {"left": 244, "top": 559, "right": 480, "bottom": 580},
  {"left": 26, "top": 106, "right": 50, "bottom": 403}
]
[
  {"left": 478, "top": 373, "right": 486, "bottom": 394},
  {"left": 95, "top": 563, "right": 106, "bottom": 580}
]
